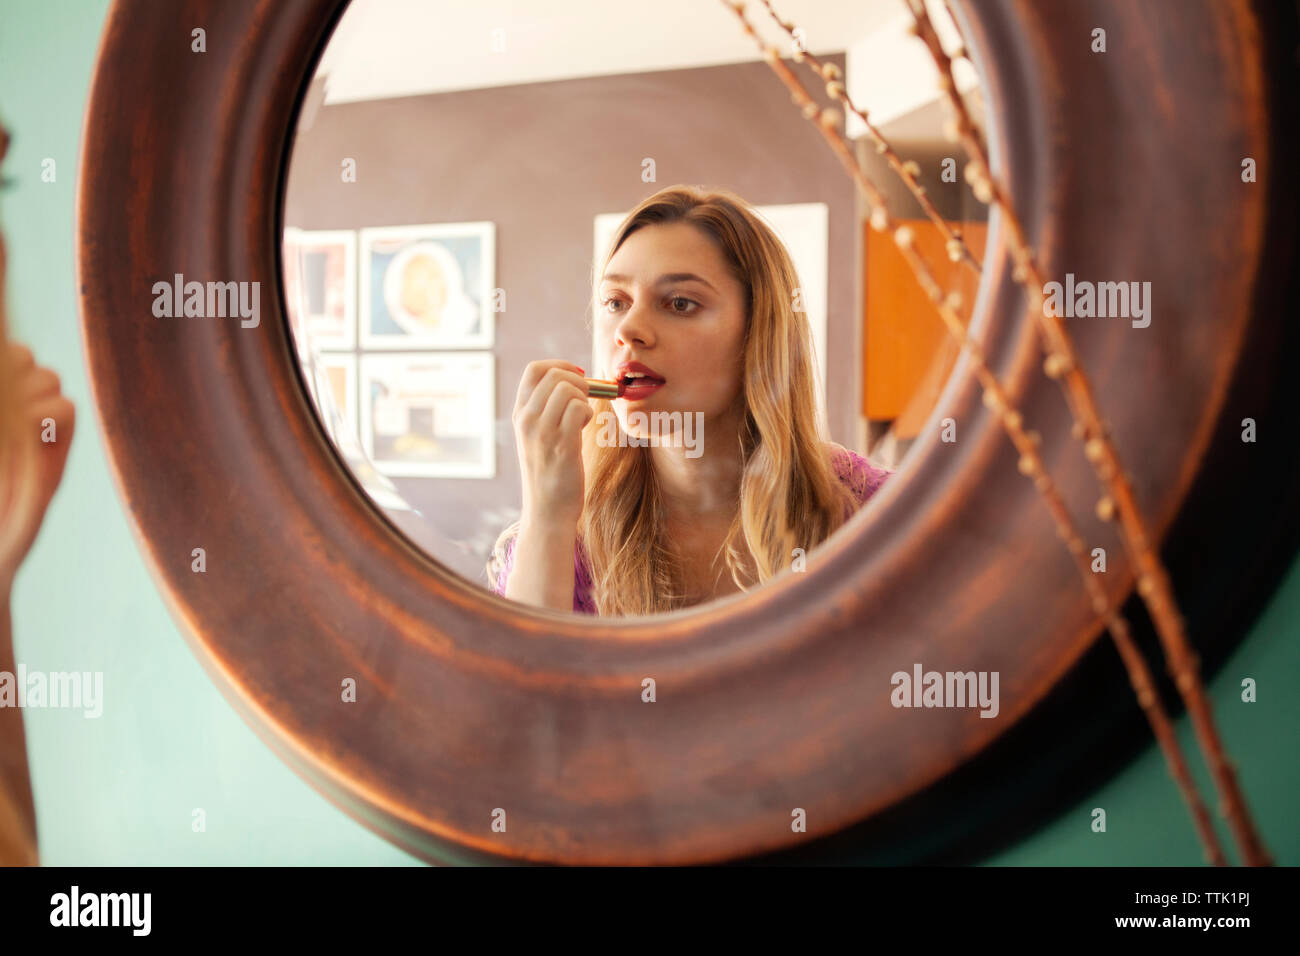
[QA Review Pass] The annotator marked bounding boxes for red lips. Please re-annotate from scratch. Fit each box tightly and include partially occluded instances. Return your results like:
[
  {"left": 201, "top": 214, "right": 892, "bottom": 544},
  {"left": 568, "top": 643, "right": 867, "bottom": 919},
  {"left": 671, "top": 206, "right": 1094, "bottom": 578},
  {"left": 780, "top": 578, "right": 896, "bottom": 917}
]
[{"left": 615, "top": 359, "right": 666, "bottom": 383}]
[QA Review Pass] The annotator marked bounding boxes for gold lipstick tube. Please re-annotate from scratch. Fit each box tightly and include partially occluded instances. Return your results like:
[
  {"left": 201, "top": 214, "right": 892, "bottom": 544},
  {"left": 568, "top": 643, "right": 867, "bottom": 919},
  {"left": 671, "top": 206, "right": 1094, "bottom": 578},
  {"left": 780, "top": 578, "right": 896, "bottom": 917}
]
[{"left": 584, "top": 377, "right": 625, "bottom": 399}]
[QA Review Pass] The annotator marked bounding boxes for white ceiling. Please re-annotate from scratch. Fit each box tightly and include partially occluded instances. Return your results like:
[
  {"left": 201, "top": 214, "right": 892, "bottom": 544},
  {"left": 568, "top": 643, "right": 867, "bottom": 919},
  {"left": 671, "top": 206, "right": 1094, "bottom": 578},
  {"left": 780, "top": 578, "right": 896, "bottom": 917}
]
[{"left": 317, "top": 0, "right": 906, "bottom": 105}]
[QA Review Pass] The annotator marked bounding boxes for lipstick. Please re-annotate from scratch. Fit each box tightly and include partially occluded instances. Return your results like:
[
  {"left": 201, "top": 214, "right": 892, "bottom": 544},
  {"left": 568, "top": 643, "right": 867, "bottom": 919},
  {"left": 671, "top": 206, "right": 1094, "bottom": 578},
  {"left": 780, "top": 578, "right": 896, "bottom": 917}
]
[{"left": 584, "top": 377, "right": 626, "bottom": 399}]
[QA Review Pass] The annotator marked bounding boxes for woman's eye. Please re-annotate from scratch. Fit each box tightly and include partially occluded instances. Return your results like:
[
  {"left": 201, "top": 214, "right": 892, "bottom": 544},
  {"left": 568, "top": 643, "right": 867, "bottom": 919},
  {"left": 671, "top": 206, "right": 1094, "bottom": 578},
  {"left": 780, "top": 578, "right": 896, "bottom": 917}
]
[{"left": 602, "top": 295, "right": 698, "bottom": 315}]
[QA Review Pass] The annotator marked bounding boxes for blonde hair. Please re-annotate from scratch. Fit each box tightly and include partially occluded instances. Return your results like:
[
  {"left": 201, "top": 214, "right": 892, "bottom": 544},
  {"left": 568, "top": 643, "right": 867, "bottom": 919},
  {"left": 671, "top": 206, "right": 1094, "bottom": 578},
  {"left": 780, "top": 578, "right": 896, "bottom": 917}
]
[{"left": 490, "top": 184, "right": 855, "bottom": 616}]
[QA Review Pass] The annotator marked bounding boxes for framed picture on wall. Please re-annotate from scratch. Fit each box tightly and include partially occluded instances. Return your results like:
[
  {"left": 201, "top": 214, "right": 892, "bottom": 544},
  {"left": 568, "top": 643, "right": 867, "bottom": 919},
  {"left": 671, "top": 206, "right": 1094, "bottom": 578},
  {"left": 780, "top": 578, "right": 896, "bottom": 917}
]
[
  {"left": 359, "top": 221, "right": 495, "bottom": 350},
  {"left": 592, "top": 203, "right": 829, "bottom": 423},
  {"left": 282, "top": 229, "right": 311, "bottom": 362},
  {"left": 315, "top": 351, "right": 359, "bottom": 444},
  {"left": 282, "top": 227, "right": 357, "bottom": 351},
  {"left": 359, "top": 352, "right": 495, "bottom": 478}
]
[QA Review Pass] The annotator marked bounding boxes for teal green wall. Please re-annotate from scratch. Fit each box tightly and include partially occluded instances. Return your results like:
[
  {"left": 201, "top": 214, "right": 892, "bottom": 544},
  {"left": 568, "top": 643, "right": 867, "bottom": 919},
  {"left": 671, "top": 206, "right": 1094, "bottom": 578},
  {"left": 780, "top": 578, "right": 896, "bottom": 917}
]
[
  {"left": 1, "top": 1, "right": 1293, "bottom": 866},
  {"left": 1, "top": 0, "right": 418, "bottom": 866}
]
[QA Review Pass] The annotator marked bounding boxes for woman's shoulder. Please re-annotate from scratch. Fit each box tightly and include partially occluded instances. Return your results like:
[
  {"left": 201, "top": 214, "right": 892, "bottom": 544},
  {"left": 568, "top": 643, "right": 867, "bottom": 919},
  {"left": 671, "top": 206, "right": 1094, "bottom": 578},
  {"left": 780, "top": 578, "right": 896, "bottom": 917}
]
[{"left": 825, "top": 442, "right": 894, "bottom": 506}]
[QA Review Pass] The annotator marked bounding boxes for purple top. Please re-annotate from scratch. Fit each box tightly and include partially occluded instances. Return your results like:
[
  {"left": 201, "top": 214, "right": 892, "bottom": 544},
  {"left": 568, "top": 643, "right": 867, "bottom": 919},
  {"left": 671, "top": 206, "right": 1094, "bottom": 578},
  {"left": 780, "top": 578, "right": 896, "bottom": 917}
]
[{"left": 491, "top": 444, "right": 893, "bottom": 614}]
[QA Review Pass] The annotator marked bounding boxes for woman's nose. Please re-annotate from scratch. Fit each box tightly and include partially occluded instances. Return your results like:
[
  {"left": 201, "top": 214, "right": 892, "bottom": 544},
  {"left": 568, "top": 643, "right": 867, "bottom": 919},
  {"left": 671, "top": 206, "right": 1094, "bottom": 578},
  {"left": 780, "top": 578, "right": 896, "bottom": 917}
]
[{"left": 614, "top": 303, "right": 654, "bottom": 348}]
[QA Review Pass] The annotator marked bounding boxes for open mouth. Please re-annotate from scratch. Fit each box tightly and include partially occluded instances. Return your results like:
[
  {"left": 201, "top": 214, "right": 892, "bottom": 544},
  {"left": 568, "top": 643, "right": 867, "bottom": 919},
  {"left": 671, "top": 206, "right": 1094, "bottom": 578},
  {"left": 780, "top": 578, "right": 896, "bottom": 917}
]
[{"left": 620, "top": 373, "right": 666, "bottom": 398}]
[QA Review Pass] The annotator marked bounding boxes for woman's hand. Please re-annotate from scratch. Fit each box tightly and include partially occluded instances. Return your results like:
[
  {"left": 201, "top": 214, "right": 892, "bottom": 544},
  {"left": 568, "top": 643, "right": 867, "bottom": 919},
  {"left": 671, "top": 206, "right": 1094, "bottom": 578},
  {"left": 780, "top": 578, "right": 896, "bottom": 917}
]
[
  {"left": 511, "top": 359, "right": 593, "bottom": 531},
  {"left": 0, "top": 343, "right": 75, "bottom": 592}
]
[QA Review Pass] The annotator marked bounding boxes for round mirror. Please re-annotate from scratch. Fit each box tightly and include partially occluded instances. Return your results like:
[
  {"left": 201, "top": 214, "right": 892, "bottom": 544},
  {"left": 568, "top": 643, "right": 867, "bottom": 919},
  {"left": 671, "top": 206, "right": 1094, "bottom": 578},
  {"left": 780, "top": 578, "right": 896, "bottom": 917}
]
[
  {"left": 78, "top": 0, "right": 1295, "bottom": 865},
  {"left": 281, "top": 0, "right": 990, "bottom": 618}
]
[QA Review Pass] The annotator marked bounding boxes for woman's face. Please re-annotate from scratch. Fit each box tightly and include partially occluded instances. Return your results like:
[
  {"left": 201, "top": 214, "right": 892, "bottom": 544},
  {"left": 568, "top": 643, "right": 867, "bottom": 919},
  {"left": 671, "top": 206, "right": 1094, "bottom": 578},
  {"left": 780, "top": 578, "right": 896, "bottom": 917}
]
[{"left": 595, "top": 222, "right": 748, "bottom": 440}]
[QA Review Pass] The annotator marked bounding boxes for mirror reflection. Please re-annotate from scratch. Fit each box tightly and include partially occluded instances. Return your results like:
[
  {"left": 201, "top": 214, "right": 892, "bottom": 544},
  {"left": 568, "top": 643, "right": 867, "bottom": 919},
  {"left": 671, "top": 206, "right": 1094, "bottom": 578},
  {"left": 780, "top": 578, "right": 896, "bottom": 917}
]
[{"left": 281, "top": 0, "right": 989, "bottom": 617}]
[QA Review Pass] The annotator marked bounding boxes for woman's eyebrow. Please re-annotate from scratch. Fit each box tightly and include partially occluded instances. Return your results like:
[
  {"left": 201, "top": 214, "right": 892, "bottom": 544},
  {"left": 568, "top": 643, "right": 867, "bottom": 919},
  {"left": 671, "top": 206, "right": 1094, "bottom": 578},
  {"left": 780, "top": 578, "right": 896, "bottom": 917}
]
[{"left": 600, "top": 272, "right": 717, "bottom": 293}]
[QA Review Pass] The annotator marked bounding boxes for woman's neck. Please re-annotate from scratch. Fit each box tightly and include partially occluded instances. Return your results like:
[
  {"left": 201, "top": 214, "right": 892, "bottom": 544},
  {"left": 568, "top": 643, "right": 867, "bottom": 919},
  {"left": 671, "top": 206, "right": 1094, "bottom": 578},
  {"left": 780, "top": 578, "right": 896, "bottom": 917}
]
[{"left": 649, "top": 404, "right": 745, "bottom": 523}]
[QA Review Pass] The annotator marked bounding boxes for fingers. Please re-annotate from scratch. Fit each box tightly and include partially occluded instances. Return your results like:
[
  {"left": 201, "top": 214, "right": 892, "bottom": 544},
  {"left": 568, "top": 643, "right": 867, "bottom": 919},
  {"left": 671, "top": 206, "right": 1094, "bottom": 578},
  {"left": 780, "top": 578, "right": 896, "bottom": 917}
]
[
  {"left": 4, "top": 344, "right": 76, "bottom": 452},
  {"left": 7, "top": 343, "right": 65, "bottom": 402},
  {"left": 24, "top": 394, "right": 75, "bottom": 498},
  {"left": 0, "top": 343, "right": 75, "bottom": 575},
  {"left": 538, "top": 379, "right": 587, "bottom": 433},
  {"left": 515, "top": 358, "right": 585, "bottom": 412},
  {"left": 21, "top": 366, "right": 61, "bottom": 402},
  {"left": 30, "top": 393, "right": 74, "bottom": 441},
  {"left": 560, "top": 396, "right": 594, "bottom": 439},
  {"left": 5, "top": 342, "right": 34, "bottom": 375},
  {"left": 517, "top": 363, "right": 588, "bottom": 425}
]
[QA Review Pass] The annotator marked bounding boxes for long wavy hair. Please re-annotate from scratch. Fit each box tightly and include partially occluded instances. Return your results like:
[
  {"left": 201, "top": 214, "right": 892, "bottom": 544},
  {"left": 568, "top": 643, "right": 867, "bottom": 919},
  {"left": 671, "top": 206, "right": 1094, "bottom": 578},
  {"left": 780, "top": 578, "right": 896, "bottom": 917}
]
[{"left": 490, "top": 184, "right": 856, "bottom": 616}]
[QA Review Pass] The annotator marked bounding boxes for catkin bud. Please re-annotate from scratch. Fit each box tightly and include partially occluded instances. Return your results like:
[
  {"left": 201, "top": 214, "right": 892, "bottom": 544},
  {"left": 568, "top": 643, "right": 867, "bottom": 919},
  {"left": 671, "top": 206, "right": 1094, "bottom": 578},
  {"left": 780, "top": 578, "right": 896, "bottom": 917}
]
[{"left": 1043, "top": 353, "right": 1069, "bottom": 378}]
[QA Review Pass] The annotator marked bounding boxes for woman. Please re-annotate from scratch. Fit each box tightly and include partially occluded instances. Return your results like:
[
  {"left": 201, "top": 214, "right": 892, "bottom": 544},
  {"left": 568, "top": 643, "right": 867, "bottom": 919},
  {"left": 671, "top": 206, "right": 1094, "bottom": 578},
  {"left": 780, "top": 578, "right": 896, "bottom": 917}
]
[
  {"left": 489, "top": 185, "right": 891, "bottom": 617},
  {"left": 0, "top": 121, "right": 77, "bottom": 864}
]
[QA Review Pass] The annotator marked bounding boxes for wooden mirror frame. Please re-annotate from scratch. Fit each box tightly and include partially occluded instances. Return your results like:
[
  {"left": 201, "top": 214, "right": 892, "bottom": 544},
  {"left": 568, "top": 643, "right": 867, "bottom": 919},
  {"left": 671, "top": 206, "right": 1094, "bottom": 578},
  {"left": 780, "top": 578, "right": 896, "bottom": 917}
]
[{"left": 75, "top": 0, "right": 1298, "bottom": 865}]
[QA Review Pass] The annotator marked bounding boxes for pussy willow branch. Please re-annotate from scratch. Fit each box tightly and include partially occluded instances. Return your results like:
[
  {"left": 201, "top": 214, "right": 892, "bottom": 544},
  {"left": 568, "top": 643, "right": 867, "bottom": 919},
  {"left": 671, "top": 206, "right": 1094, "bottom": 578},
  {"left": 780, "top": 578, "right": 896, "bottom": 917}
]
[
  {"left": 905, "top": 0, "right": 1271, "bottom": 867},
  {"left": 754, "top": 0, "right": 982, "bottom": 274},
  {"left": 719, "top": 0, "right": 1229, "bottom": 865},
  {"left": 894, "top": 233, "right": 1226, "bottom": 865}
]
